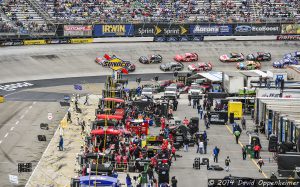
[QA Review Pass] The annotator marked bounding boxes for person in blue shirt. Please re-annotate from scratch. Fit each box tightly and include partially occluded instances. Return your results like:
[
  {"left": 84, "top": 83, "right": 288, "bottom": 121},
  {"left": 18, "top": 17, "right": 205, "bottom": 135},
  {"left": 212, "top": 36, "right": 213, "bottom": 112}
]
[
  {"left": 213, "top": 146, "right": 220, "bottom": 163},
  {"left": 126, "top": 174, "right": 132, "bottom": 187},
  {"left": 198, "top": 106, "right": 203, "bottom": 119}
]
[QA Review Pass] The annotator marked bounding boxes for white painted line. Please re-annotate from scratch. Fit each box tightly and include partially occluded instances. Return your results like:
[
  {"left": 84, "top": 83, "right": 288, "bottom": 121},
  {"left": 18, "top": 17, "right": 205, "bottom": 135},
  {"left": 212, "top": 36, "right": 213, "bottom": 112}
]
[
  {"left": 20, "top": 115, "right": 24, "bottom": 119},
  {"left": 29, "top": 106, "right": 33, "bottom": 109},
  {"left": 4, "top": 133, "right": 8, "bottom": 138},
  {"left": 15, "top": 121, "right": 19, "bottom": 125},
  {"left": 10, "top": 127, "right": 14, "bottom": 131}
]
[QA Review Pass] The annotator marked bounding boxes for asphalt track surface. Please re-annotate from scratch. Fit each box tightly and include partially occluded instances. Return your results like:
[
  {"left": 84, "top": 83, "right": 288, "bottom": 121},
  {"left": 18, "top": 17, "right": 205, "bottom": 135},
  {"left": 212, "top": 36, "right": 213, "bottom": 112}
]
[{"left": 0, "top": 41, "right": 299, "bottom": 186}]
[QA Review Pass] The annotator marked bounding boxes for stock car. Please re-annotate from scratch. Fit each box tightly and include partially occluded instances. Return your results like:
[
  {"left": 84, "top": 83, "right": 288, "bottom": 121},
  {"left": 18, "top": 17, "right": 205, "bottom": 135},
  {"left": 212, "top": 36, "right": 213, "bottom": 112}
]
[
  {"left": 174, "top": 53, "right": 198, "bottom": 62},
  {"left": 160, "top": 62, "right": 184, "bottom": 72},
  {"left": 283, "top": 51, "right": 300, "bottom": 60},
  {"left": 139, "top": 54, "right": 163, "bottom": 64},
  {"left": 219, "top": 53, "right": 244, "bottom": 62},
  {"left": 187, "top": 62, "right": 212, "bottom": 72},
  {"left": 246, "top": 52, "right": 272, "bottom": 61},
  {"left": 273, "top": 58, "right": 299, "bottom": 68},
  {"left": 236, "top": 61, "right": 261, "bottom": 70},
  {"left": 95, "top": 55, "right": 136, "bottom": 72}
]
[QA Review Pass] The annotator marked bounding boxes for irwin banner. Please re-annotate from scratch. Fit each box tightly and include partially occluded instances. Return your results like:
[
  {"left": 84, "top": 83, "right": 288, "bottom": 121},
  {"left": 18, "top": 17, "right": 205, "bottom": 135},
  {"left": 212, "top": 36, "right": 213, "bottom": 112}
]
[{"left": 93, "top": 24, "right": 134, "bottom": 37}]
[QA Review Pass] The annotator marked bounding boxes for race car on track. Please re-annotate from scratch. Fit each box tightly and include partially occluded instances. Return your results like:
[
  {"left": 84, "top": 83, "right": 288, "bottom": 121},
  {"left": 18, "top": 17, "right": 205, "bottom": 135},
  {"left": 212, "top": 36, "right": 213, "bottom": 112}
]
[
  {"left": 95, "top": 54, "right": 136, "bottom": 72},
  {"left": 273, "top": 58, "right": 299, "bottom": 68},
  {"left": 236, "top": 61, "right": 261, "bottom": 70},
  {"left": 139, "top": 55, "right": 163, "bottom": 64},
  {"left": 246, "top": 52, "right": 271, "bottom": 61},
  {"left": 187, "top": 62, "right": 212, "bottom": 72},
  {"left": 283, "top": 51, "right": 300, "bottom": 60},
  {"left": 174, "top": 53, "right": 198, "bottom": 62},
  {"left": 220, "top": 53, "right": 244, "bottom": 62},
  {"left": 160, "top": 62, "right": 184, "bottom": 72}
]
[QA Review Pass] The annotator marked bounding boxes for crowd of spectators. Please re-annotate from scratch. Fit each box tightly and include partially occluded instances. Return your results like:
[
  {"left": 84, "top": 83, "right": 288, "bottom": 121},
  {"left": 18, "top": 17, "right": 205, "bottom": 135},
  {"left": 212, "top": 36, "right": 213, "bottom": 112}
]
[{"left": 0, "top": 0, "right": 300, "bottom": 33}]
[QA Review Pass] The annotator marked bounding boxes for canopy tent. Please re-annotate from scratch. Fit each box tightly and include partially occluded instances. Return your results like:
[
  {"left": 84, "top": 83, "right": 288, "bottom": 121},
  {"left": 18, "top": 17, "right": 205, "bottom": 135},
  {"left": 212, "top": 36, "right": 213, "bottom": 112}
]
[
  {"left": 104, "top": 98, "right": 125, "bottom": 103},
  {"left": 198, "top": 71, "right": 222, "bottom": 82},
  {"left": 91, "top": 128, "right": 121, "bottom": 136},
  {"left": 97, "top": 114, "right": 123, "bottom": 120}
]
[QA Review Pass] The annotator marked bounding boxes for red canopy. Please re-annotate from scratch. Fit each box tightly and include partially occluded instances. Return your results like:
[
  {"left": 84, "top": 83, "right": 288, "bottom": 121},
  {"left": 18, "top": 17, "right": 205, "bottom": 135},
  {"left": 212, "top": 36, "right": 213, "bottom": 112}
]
[
  {"left": 91, "top": 128, "right": 120, "bottom": 136},
  {"left": 97, "top": 114, "right": 123, "bottom": 120},
  {"left": 104, "top": 98, "right": 125, "bottom": 103}
]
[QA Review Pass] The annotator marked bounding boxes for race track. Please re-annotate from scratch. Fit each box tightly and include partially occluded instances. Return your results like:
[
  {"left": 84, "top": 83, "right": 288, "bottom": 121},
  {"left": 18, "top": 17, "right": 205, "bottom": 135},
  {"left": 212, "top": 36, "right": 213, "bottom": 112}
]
[{"left": 0, "top": 41, "right": 299, "bottom": 84}]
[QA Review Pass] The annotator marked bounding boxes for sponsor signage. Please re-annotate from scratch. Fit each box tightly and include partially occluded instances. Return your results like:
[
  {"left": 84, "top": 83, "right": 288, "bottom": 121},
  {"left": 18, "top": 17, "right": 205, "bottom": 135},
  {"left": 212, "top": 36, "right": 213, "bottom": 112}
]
[
  {"left": 154, "top": 36, "right": 204, "bottom": 42},
  {"left": 70, "top": 38, "right": 93, "bottom": 44},
  {"left": 93, "top": 24, "right": 134, "bottom": 37},
  {"left": 281, "top": 24, "right": 300, "bottom": 34},
  {"left": 277, "top": 35, "right": 300, "bottom": 40},
  {"left": 64, "top": 25, "right": 92, "bottom": 36},
  {"left": 0, "top": 40, "right": 23, "bottom": 46},
  {"left": 135, "top": 24, "right": 188, "bottom": 36},
  {"left": 102, "top": 58, "right": 131, "bottom": 68},
  {"left": 23, "top": 39, "right": 46, "bottom": 45},
  {"left": 234, "top": 24, "right": 280, "bottom": 35},
  {"left": 189, "top": 24, "right": 232, "bottom": 35},
  {"left": 209, "top": 111, "right": 228, "bottom": 125}
]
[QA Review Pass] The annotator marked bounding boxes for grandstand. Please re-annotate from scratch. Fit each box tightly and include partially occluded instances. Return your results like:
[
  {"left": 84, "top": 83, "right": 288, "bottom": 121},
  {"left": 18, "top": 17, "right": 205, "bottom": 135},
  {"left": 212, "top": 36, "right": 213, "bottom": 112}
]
[{"left": 0, "top": 0, "right": 299, "bottom": 34}]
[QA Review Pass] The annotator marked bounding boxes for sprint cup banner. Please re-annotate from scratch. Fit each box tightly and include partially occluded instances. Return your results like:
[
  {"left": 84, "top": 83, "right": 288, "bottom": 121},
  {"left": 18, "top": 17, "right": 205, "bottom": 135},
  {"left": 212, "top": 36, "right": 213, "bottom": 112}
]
[
  {"left": 135, "top": 24, "right": 189, "bottom": 37},
  {"left": 23, "top": 40, "right": 46, "bottom": 45},
  {"left": 64, "top": 25, "right": 92, "bottom": 36}
]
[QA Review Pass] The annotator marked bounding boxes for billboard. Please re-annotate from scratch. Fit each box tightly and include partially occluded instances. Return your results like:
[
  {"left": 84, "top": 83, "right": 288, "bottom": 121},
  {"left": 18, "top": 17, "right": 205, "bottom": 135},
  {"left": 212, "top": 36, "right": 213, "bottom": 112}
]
[
  {"left": 135, "top": 24, "right": 188, "bottom": 36},
  {"left": 70, "top": 38, "right": 93, "bottom": 44},
  {"left": 23, "top": 40, "right": 46, "bottom": 45},
  {"left": 234, "top": 23, "right": 280, "bottom": 35},
  {"left": 189, "top": 24, "right": 232, "bottom": 35},
  {"left": 281, "top": 24, "right": 300, "bottom": 34},
  {"left": 277, "top": 35, "right": 300, "bottom": 41},
  {"left": 93, "top": 24, "right": 134, "bottom": 37},
  {"left": 64, "top": 25, "right": 92, "bottom": 36}
]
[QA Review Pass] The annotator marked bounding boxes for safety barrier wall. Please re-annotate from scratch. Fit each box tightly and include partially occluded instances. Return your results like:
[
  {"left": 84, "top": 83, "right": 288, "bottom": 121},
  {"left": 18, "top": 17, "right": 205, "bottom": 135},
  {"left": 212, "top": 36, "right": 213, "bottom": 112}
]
[{"left": 0, "top": 23, "right": 300, "bottom": 46}]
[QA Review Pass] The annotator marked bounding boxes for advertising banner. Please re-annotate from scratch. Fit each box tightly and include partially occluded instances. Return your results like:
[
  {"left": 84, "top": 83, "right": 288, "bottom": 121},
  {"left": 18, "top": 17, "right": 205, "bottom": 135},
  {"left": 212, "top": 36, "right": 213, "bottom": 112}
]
[
  {"left": 153, "top": 35, "right": 204, "bottom": 42},
  {"left": 189, "top": 24, "right": 232, "bottom": 36},
  {"left": 64, "top": 25, "right": 92, "bottom": 36},
  {"left": 93, "top": 24, "right": 134, "bottom": 37},
  {"left": 209, "top": 111, "right": 228, "bottom": 125},
  {"left": 0, "top": 40, "right": 23, "bottom": 46},
  {"left": 70, "top": 38, "right": 93, "bottom": 44},
  {"left": 23, "top": 40, "right": 46, "bottom": 45},
  {"left": 233, "top": 23, "right": 280, "bottom": 35},
  {"left": 281, "top": 24, "right": 300, "bottom": 34},
  {"left": 277, "top": 35, "right": 300, "bottom": 40},
  {"left": 135, "top": 24, "right": 188, "bottom": 36}
]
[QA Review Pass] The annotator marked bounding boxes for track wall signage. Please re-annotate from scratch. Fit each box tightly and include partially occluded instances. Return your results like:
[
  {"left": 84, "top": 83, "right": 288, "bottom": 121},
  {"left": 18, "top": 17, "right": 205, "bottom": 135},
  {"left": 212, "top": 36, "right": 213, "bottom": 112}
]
[
  {"left": 233, "top": 23, "right": 281, "bottom": 35},
  {"left": 281, "top": 24, "right": 300, "bottom": 34},
  {"left": 135, "top": 24, "right": 188, "bottom": 36},
  {"left": 277, "top": 35, "right": 300, "bottom": 40},
  {"left": 93, "top": 24, "right": 134, "bottom": 36},
  {"left": 189, "top": 24, "right": 232, "bottom": 35},
  {"left": 64, "top": 25, "right": 93, "bottom": 36}
]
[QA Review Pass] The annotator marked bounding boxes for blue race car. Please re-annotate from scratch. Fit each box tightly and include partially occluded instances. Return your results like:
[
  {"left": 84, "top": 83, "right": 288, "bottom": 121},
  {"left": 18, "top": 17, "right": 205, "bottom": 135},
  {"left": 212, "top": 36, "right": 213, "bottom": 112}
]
[
  {"left": 273, "top": 58, "right": 299, "bottom": 68},
  {"left": 283, "top": 51, "right": 300, "bottom": 60}
]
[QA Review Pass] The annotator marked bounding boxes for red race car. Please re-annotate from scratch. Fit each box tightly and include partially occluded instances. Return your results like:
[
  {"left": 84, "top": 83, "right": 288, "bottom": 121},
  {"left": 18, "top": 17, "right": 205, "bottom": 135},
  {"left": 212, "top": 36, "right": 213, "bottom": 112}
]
[
  {"left": 174, "top": 53, "right": 198, "bottom": 62},
  {"left": 188, "top": 62, "right": 212, "bottom": 72}
]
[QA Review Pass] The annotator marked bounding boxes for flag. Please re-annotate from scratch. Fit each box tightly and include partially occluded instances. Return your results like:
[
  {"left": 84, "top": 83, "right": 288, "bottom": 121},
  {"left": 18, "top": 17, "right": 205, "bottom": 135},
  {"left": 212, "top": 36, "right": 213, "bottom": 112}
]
[
  {"left": 121, "top": 68, "right": 128, "bottom": 74},
  {"left": 104, "top": 54, "right": 111, "bottom": 60}
]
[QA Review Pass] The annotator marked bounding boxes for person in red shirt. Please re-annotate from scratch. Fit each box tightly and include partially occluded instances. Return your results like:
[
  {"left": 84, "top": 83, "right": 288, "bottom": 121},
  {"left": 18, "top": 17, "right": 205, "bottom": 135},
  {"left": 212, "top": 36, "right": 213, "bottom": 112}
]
[
  {"left": 253, "top": 144, "right": 261, "bottom": 159},
  {"left": 171, "top": 146, "right": 176, "bottom": 161},
  {"left": 161, "top": 116, "right": 166, "bottom": 130},
  {"left": 183, "top": 117, "right": 189, "bottom": 126}
]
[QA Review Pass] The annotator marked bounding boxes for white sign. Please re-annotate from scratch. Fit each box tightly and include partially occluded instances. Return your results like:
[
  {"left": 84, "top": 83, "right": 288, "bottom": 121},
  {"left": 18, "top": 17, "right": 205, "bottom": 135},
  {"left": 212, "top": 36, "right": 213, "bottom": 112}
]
[
  {"left": 9, "top": 175, "right": 18, "bottom": 184},
  {"left": 48, "top": 113, "right": 53, "bottom": 120}
]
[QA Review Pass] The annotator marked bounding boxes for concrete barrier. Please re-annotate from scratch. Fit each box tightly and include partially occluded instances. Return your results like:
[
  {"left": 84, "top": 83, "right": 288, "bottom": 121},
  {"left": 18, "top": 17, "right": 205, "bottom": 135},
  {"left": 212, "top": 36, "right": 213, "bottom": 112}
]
[{"left": 93, "top": 37, "right": 154, "bottom": 43}]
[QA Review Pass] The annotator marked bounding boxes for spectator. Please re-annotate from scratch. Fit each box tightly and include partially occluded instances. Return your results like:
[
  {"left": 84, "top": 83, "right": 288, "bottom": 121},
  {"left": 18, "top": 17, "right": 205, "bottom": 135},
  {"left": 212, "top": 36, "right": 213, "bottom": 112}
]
[{"left": 213, "top": 146, "right": 220, "bottom": 163}]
